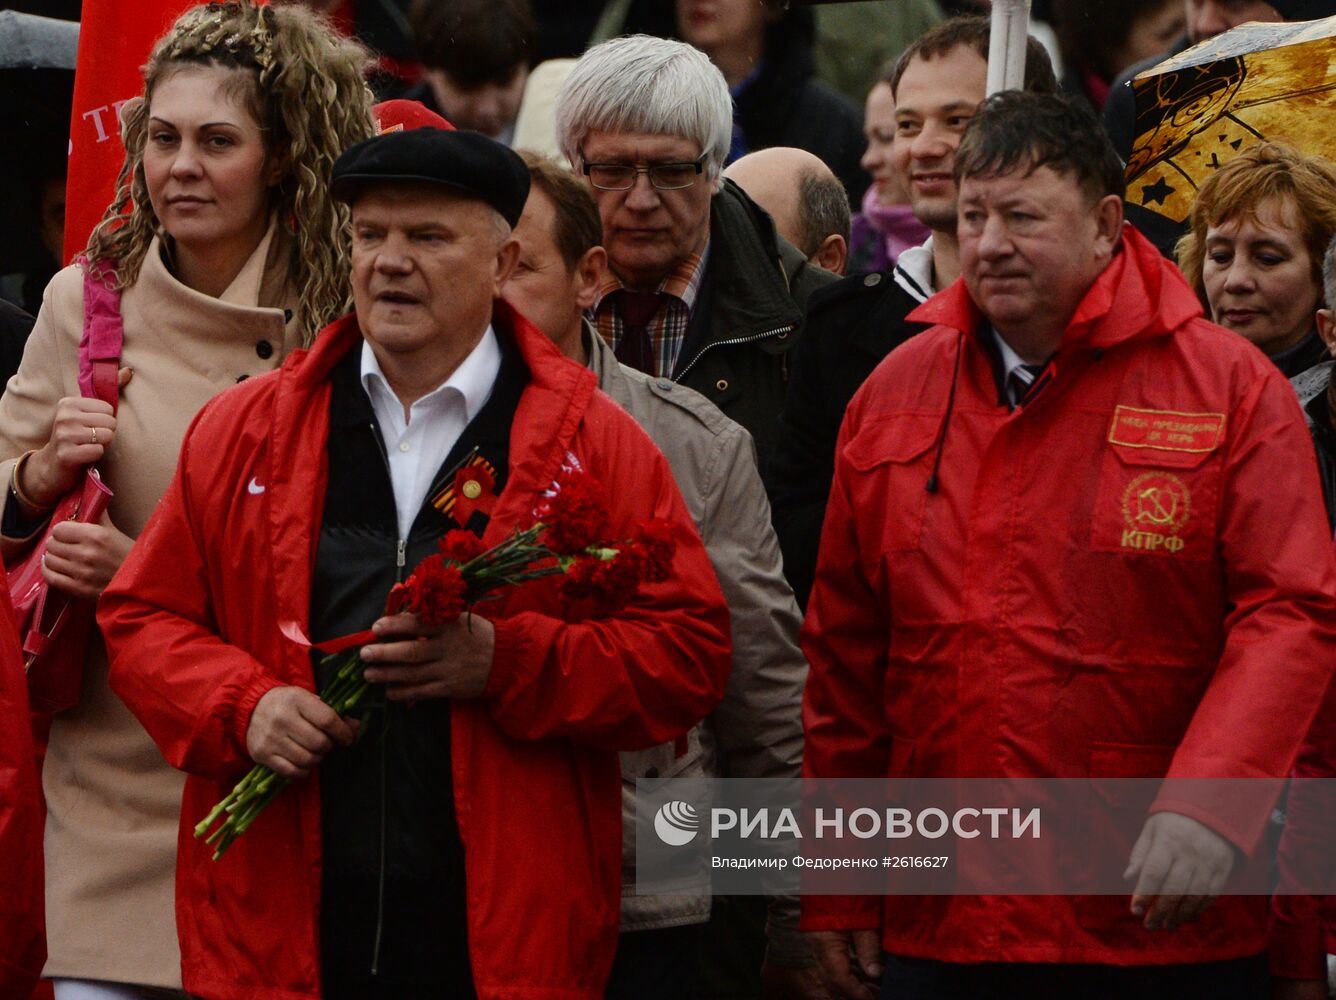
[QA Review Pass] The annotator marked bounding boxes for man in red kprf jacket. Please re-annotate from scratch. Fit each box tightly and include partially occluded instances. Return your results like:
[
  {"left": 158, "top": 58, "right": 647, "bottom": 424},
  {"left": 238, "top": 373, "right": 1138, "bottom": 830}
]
[
  {"left": 801, "top": 92, "right": 1336, "bottom": 999},
  {"left": 0, "top": 575, "right": 45, "bottom": 998},
  {"left": 99, "top": 128, "right": 731, "bottom": 1000}
]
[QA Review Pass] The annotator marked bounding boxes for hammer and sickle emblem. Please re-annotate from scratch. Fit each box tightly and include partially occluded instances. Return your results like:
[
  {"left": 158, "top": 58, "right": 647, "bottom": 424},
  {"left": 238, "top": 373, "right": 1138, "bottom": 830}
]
[
  {"left": 1135, "top": 485, "right": 1178, "bottom": 526},
  {"left": 1121, "top": 471, "right": 1191, "bottom": 538}
]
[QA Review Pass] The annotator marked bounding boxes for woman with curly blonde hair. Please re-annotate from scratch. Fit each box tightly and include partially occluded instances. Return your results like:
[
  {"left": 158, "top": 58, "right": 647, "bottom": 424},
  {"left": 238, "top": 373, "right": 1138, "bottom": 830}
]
[{"left": 0, "top": 4, "right": 374, "bottom": 997}]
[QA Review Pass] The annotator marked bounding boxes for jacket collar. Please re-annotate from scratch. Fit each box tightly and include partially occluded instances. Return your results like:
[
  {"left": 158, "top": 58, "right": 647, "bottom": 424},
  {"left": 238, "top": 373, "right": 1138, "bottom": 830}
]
[
  {"left": 1294, "top": 359, "right": 1334, "bottom": 410},
  {"left": 892, "top": 236, "right": 935, "bottom": 304},
  {"left": 586, "top": 319, "right": 617, "bottom": 383},
  {"left": 907, "top": 224, "right": 1203, "bottom": 355},
  {"left": 680, "top": 180, "right": 804, "bottom": 359},
  {"left": 136, "top": 224, "right": 294, "bottom": 344}
]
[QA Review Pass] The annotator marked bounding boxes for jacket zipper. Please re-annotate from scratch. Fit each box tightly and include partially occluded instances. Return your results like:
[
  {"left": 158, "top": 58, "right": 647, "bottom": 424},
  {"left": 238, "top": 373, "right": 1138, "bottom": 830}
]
[
  {"left": 672, "top": 324, "right": 795, "bottom": 383},
  {"left": 367, "top": 421, "right": 399, "bottom": 978}
]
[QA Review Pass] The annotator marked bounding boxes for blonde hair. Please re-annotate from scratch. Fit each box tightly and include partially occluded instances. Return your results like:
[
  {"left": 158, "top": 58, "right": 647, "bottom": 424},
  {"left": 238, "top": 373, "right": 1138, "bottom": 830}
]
[
  {"left": 1176, "top": 143, "right": 1336, "bottom": 310},
  {"left": 85, "top": 1, "right": 376, "bottom": 342}
]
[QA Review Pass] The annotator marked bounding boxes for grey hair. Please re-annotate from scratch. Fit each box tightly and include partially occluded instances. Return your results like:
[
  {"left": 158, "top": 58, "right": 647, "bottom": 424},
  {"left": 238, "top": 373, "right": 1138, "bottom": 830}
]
[
  {"left": 555, "top": 34, "right": 733, "bottom": 184},
  {"left": 1325, "top": 233, "right": 1336, "bottom": 310},
  {"left": 493, "top": 209, "right": 513, "bottom": 245},
  {"left": 797, "top": 169, "right": 851, "bottom": 258}
]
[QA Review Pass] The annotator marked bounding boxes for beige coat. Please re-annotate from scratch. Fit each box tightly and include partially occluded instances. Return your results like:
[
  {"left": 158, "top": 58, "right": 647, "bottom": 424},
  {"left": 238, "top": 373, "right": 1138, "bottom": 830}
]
[
  {"left": 588, "top": 330, "right": 809, "bottom": 963},
  {"left": 0, "top": 226, "right": 302, "bottom": 987}
]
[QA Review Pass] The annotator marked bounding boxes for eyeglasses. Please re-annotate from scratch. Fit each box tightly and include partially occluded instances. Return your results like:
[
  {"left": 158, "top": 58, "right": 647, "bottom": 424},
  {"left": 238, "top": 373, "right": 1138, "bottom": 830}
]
[{"left": 581, "top": 155, "right": 707, "bottom": 191}]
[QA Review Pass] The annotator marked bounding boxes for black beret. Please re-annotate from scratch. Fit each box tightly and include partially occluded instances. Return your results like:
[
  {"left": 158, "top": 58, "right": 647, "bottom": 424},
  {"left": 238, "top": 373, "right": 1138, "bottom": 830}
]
[{"left": 331, "top": 129, "right": 530, "bottom": 227}]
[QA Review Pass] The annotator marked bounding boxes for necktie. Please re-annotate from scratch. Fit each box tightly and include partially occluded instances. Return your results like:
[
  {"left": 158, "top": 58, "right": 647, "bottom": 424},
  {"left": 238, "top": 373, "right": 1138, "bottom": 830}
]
[
  {"left": 615, "top": 291, "right": 662, "bottom": 376},
  {"left": 1007, "top": 363, "right": 1046, "bottom": 408}
]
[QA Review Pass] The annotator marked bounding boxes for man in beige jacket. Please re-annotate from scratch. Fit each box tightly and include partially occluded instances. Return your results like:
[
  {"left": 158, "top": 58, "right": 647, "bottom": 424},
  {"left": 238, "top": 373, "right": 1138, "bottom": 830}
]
[{"left": 504, "top": 153, "right": 817, "bottom": 998}]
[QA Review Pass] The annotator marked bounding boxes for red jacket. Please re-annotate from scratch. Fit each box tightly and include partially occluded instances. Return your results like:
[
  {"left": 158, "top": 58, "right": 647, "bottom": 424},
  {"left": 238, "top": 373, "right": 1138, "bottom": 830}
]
[
  {"left": 99, "top": 304, "right": 732, "bottom": 1000},
  {"left": 0, "top": 571, "right": 45, "bottom": 997},
  {"left": 801, "top": 226, "right": 1336, "bottom": 964}
]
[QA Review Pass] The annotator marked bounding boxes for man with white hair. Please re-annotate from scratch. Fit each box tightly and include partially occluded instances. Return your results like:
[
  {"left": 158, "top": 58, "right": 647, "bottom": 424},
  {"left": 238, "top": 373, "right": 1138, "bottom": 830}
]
[
  {"left": 555, "top": 34, "right": 836, "bottom": 471},
  {"left": 725, "top": 147, "right": 851, "bottom": 275}
]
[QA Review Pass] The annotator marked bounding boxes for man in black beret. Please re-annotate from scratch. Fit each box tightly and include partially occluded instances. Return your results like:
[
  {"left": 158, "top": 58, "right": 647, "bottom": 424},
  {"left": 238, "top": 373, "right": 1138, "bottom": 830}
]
[{"left": 100, "top": 125, "right": 732, "bottom": 1000}]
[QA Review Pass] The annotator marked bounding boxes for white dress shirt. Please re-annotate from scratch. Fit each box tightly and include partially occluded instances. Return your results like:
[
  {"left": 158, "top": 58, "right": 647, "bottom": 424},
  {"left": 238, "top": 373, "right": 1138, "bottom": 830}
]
[{"left": 360, "top": 327, "right": 501, "bottom": 538}]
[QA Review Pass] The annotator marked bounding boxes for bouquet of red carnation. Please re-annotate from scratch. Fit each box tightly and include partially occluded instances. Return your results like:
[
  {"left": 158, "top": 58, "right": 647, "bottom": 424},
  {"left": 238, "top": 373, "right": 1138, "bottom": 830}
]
[{"left": 195, "top": 467, "right": 675, "bottom": 859}]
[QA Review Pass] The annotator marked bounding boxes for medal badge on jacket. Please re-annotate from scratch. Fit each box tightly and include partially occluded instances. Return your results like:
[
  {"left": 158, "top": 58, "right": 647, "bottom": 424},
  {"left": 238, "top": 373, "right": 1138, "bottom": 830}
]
[{"left": 432, "top": 451, "right": 499, "bottom": 527}]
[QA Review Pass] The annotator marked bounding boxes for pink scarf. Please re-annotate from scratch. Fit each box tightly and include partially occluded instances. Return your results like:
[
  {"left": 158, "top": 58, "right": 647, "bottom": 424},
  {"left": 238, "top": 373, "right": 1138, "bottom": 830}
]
[{"left": 860, "top": 185, "right": 931, "bottom": 266}]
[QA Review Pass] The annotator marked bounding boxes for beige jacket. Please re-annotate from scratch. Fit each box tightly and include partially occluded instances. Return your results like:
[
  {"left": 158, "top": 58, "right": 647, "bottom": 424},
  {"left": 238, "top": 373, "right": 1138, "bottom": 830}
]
[
  {"left": 589, "top": 330, "right": 809, "bottom": 961},
  {"left": 0, "top": 226, "right": 301, "bottom": 987}
]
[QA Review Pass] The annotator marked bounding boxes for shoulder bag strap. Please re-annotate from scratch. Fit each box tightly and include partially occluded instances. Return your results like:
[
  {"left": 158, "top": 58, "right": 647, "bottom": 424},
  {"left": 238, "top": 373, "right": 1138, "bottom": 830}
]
[{"left": 77, "top": 257, "right": 124, "bottom": 413}]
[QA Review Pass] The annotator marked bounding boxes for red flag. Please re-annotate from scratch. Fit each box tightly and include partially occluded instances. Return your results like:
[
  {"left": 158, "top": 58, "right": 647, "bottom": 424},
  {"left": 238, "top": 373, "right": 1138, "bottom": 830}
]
[{"left": 61, "top": 0, "right": 196, "bottom": 264}]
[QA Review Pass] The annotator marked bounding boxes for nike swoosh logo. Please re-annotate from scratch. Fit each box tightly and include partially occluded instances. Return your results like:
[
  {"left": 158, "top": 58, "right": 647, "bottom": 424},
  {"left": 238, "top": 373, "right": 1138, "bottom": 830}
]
[{"left": 247, "top": 477, "right": 266, "bottom": 495}]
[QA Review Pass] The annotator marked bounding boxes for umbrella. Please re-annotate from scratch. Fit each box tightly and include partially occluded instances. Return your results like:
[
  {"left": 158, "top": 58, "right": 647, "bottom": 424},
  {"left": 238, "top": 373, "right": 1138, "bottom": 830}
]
[
  {"left": 1124, "top": 15, "right": 1336, "bottom": 254},
  {"left": 0, "top": 12, "right": 77, "bottom": 283},
  {"left": 0, "top": 11, "right": 79, "bottom": 71}
]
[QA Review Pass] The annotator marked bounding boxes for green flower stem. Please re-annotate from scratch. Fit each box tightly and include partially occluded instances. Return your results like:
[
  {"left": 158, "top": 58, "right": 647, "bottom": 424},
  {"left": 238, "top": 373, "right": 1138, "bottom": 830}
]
[{"left": 196, "top": 650, "right": 372, "bottom": 859}]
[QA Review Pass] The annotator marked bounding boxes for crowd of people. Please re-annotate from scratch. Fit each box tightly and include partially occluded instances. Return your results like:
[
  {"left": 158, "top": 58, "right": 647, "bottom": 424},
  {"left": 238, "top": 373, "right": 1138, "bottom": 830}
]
[{"left": 5, "top": 1, "right": 1336, "bottom": 999}]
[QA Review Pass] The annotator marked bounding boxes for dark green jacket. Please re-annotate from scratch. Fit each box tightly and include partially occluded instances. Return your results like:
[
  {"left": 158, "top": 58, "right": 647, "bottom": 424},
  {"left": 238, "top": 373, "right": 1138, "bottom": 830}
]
[{"left": 673, "top": 179, "right": 836, "bottom": 471}]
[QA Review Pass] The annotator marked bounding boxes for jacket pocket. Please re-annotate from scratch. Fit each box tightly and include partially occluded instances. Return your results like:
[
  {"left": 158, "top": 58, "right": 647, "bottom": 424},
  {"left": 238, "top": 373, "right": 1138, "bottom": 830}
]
[
  {"left": 1087, "top": 438, "right": 1222, "bottom": 561},
  {"left": 842, "top": 414, "right": 940, "bottom": 553},
  {"left": 1075, "top": 741, "right": 1177, "bottom": 931}
]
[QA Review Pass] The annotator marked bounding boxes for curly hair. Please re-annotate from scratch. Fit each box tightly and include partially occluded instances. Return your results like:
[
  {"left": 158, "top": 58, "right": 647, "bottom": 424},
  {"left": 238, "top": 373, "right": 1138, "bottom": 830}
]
[
  {"left": 1176, "top": 143, "right": 1336, "bottom": 310},
  {"left": 84, "top": 1, "right": 376, "bottom": 342}
]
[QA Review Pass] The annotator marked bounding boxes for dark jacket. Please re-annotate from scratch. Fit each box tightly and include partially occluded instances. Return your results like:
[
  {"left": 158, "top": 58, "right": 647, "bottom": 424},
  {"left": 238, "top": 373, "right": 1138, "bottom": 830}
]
[
  {"left": 765, "top": 266, "right": 929, "bottom": 607},
  {"left": 733, "top": 10, "right": 869, "bottom": 205},
  {"left": 1273, "top": 330, "right": 1330, "bottom": 381},
  {"left": 1293, "top": 360, "right": 1336, "bottom": 531},
  {"left": 674, "top": 179, "right": 836, "bottom": 472},
  {"left": 0, "top": 299, "right": 34, "bottom": 387}
]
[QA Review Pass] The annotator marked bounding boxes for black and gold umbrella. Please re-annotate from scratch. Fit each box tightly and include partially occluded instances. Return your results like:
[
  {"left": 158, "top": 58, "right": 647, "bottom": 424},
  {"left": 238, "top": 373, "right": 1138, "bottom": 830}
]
[{"left": 1125, "top": 15, "right": 1336, "bottom": 254}]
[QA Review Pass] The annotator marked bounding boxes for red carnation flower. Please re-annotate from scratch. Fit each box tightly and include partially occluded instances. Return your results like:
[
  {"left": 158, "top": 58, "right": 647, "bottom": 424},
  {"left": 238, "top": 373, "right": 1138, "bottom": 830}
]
[
  {"left": 537, "top": 468, "right": 611, "bottom": 555},
  {"left": 408, "top": 557, "right": 468, "bottom": 625},
  {"left": 439, "top": 529, "right": 486, "bottom": 563},
  {"left": 633, "top": 519, "right": 676, "bottom": 582},
  {"left": 559, "top": 550, "right": 642, "bottom": 612},
  {"left": 559, "top": 555, "right": 603, "bottom": 601}
]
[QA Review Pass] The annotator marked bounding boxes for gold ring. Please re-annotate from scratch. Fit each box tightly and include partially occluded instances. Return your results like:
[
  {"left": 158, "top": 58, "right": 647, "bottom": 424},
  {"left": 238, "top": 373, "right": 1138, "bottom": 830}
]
[{"left": 90, "top": 427, "right": 99, "bottom": 446}]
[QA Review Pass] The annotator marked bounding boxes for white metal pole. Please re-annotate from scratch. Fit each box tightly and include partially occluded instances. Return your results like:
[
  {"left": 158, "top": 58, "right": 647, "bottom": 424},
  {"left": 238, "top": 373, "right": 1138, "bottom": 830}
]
[{"left": 986, "top": 0, "right": 1033, "bottom": 96}]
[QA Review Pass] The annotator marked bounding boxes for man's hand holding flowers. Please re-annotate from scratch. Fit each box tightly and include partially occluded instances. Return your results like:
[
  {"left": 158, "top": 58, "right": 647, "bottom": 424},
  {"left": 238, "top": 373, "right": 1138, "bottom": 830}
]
[
  {"left": 246, "top": 687, "right": 360, "bottom": 780},
  {"left": 360, "top": 611, "right": 494, "bottom": 707}
]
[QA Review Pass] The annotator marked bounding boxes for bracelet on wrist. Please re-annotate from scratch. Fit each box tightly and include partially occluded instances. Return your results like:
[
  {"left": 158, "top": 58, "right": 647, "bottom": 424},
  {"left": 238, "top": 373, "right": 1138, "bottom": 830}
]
[{"left": 11, "top": 451, "right": 54, "bottom": 513}]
